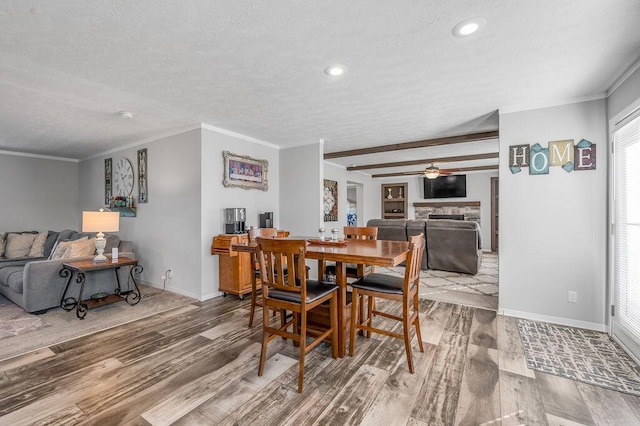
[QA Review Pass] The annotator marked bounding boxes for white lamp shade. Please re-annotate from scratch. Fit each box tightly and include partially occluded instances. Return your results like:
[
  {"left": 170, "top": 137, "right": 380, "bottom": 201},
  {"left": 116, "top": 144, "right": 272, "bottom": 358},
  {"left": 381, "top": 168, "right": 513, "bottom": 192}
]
[{"left": 82, "top": 211, "right": 120, "bottom": 233}]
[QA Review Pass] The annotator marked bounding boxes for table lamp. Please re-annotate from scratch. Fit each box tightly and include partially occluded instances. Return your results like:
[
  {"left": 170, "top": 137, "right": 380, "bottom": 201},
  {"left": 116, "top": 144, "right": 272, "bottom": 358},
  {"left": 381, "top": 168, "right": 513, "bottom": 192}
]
[{"left": 82, "top": 209, "right": 120, "bottom": 263}]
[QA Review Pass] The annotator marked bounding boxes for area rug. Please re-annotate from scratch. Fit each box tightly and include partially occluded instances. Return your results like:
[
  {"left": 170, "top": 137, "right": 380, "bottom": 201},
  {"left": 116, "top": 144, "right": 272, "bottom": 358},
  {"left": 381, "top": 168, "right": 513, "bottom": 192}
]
[
  {"left": 0, "top": 295, "right": 50, "bottom": 339},
  {"left": 518, "top": 318, "right": 640, "bottom": 396},
  {"left": 378, "top": 252, "right": 498, "bottom": 310},
  {"left": 0, "top": 285, "right": 196, "bottom": 361}
]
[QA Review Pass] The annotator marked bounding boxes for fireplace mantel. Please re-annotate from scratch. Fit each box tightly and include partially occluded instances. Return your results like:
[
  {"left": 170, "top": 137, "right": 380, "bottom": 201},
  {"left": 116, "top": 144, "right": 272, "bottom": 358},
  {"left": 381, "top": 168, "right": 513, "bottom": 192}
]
[{"left": 413, "top": 201, "right": 481, "bottom": 224}]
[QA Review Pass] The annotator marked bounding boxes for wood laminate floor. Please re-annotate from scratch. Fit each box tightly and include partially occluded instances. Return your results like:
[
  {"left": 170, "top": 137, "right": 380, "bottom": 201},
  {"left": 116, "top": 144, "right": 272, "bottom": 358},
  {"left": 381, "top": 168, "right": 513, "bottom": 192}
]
[{"left": 1, "top": 296, "right": 639, "bottom": 425}]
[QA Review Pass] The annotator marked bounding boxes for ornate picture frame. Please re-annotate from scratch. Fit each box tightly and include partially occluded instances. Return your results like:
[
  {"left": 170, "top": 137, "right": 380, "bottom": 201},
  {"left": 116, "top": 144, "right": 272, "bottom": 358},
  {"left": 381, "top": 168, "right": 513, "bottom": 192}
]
[
  {"left": 223, "top": 151, "right": 269, "bottom": 191},
  {"left": 104, "top": 158, "right": 112, "bottom": 205},
  {"left": 137, "top": 148, "right": 148, "bottom": 203},
  {"left": 323, "top": 179, "right": 338, "bottom": 222}
]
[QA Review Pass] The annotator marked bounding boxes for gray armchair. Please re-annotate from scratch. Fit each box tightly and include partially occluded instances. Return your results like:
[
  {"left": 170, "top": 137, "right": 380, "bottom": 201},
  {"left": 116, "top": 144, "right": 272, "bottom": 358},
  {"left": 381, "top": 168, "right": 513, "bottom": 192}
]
[{"left": 425, "top": 219, "right": 482, "bottom": 275}]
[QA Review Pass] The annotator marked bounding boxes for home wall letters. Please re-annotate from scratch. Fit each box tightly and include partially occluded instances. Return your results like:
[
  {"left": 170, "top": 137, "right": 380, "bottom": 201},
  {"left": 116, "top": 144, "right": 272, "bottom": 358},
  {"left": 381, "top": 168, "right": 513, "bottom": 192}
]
[{"left": 509, "top": 139, "right": 596, "bottom": 174}]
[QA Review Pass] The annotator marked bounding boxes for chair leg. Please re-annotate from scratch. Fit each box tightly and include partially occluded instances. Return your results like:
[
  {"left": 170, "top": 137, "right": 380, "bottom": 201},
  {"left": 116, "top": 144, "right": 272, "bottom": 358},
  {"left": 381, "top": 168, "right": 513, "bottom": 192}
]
[
  {"left": 297, "top": 310, "right": 307, "bottom": 393},
  {"left": 249, "top": 277, "right": 258, "bottom": 327},
  {"left": 258, "top": 304, "right": 270, "bottom": 377},
  {"left": 358, "top": 294, "right": 365, "bottom": 336},
  {"left": 349, "top": 288, "right": 359, "bottom": 357},
  {"left": 367, "top": 295, "right": 374, "bottom": 337},
  {"left": 403, "top": 299, "right": 414, "bottom": 374},
  {"left": 413, "top": 291, "right": 424, "bottom": 353},
  {"left": 330, "top": 294, "right": 338, "bottom": 359}
]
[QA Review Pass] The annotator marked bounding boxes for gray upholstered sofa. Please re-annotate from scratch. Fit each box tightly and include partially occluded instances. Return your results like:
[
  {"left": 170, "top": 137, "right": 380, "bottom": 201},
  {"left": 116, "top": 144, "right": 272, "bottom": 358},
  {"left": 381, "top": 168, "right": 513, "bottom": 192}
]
[
  {"left": 367, "top": 218, "right": 482, "bottom": 274},
  {"left": 0, "top": 229, "right": 134, "bottom": 313}
]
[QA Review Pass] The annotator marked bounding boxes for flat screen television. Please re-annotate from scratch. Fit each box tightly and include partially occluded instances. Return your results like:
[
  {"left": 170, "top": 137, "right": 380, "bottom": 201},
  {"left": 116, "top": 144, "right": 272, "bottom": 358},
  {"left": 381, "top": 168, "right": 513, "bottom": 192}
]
[{"left": 423, "top": 175, "right": 467, "bottom": 199}]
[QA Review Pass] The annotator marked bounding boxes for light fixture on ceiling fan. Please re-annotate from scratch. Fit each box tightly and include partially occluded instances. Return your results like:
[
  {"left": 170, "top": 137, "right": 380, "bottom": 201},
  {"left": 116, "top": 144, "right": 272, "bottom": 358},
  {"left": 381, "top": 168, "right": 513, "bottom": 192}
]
[{"left": 424, "top": 164, "right": 440, "bottom": 179}]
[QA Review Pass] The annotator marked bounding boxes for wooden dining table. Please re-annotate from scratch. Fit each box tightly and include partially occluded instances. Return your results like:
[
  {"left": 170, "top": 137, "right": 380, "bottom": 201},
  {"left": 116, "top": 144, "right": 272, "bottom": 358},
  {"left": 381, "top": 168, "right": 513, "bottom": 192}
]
[{"left": 232, "top": 237, "right": 410, "bottom": 357}]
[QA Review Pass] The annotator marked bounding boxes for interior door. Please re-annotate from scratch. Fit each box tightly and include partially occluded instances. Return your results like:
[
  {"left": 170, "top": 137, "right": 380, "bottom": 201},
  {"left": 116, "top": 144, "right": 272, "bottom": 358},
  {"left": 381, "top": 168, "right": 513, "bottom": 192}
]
[
  {"left": 491, "top": 177, "right": 499, "bottom": 252},
  {"left": 611, "top": 112, "right": 640, "bottom": 361}
]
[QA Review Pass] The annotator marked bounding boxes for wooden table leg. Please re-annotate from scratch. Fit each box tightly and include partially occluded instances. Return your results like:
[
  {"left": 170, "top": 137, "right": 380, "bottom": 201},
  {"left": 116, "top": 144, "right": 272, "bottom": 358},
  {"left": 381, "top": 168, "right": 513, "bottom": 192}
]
[{"left": 335, "top": 261, "right": 347, "bottom": 357}]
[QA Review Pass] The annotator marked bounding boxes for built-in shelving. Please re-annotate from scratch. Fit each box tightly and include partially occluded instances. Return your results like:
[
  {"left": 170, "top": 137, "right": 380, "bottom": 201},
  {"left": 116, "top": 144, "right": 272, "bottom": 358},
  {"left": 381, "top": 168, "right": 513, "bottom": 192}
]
[{"left": 381, "top": 183, "right": 408, "bottom": 219}]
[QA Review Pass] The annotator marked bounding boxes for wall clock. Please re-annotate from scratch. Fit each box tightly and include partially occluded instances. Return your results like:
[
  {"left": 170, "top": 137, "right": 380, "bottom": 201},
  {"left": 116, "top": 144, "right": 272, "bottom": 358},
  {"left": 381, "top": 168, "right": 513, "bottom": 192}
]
[{"left": 114, "top": 158, "right": 134, "bottom": 196}]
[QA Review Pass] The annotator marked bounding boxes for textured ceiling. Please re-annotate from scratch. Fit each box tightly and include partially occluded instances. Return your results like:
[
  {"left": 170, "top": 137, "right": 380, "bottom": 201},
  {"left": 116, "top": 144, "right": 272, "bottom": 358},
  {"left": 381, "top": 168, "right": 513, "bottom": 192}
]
[{"left": 1, "top": 1, "right": 639, "bottom": 173}]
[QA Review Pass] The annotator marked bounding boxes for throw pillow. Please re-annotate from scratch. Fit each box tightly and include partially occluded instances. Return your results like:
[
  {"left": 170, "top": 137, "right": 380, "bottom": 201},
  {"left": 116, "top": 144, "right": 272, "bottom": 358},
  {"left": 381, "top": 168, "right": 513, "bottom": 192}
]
[
  {"left": 43, "top": 231, "right": 60, "bottom": 258},
  {"left": 28, "top": 232, "right": 48, "bottom": 257},
  {"left": 5, "top": 233, "right": 39, "bottom": 259},
  {"left": 0, "top": 232, "right": 6, "bottom": 257},
  {"left": 63, "top": 238, "right": 96, "bottom": 259},
  {"left": 49, "top": 237, "right": 88, "bottom": 260}
]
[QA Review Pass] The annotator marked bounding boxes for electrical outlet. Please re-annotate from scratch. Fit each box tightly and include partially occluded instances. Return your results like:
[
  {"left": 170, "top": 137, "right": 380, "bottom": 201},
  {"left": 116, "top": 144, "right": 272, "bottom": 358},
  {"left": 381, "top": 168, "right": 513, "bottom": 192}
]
[
  {"left": 167, "top": 268, "right": 173, "bottom": 280},
  {"left": 568, "top": 291, "right": 577, "bottom": 303},
  {"left": 161, "top": 274, "right": 166, "bottom": 280}
]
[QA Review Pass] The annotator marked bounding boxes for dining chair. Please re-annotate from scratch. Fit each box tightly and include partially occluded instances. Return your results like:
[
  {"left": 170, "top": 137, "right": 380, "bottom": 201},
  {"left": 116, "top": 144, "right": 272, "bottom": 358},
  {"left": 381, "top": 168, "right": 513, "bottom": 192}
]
[
  {"left": 325, "top": 226, "right": 379, "bottom": 279},
  {"left": 256, "top": 237, "right": 339, "bottom": 392},
  {"left": 349, "top": 233, "right": 425, "bottom": 373},
  {"left": 247, "top": 227, "right": 279, "bottom": 327}
]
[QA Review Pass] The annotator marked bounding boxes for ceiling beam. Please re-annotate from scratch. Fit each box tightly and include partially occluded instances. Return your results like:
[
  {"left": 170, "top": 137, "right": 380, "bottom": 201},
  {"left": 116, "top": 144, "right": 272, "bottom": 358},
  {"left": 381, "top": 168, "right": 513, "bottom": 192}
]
[
  {"left": 324, "top": 130, "right": 499, "bottom": 159},
  {"left": 346, "top": 152, "right": 498, "bottom": 171},
  {"left": 371, "top": 165, "right": 498, "bottom": 178}
]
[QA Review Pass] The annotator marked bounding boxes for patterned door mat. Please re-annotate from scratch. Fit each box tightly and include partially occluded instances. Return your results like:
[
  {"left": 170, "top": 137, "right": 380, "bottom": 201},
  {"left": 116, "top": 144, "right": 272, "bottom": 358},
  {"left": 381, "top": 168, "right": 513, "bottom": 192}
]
[{"left": 518, "top": 319, "right": 640, "bottom": 396}]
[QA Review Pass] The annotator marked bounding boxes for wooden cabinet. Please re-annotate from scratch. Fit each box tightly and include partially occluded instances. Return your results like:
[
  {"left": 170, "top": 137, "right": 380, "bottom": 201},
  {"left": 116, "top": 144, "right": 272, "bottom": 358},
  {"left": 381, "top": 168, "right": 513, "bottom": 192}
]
[
  {"left": 211, "top": 234, "right": 253, "bottom": 299},
  {"left": 381, "top": 183, "right": 408, "bottom": 219}
]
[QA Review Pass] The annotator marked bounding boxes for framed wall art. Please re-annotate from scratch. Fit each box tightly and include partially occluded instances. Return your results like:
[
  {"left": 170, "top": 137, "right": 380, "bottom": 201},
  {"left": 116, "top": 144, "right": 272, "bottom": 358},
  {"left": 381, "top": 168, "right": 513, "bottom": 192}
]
[
  {"left": 223, "top": 151, "right": 269, "bottom": 191},
  {"left": 104, "top": 158, "right": 112, "bottom": 205},
  {"left": 323, "top": 179, "right": 338, "bottom": 222},
  {"left": 137, "top": 148, "right": 148, "bottom": 203}
]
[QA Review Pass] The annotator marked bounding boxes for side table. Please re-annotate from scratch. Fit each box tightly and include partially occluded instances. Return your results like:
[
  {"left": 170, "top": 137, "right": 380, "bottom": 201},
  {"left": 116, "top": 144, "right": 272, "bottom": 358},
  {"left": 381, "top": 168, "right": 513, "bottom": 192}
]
[{"left": 59, "top": 257, "right": 143, "bottom": 319}]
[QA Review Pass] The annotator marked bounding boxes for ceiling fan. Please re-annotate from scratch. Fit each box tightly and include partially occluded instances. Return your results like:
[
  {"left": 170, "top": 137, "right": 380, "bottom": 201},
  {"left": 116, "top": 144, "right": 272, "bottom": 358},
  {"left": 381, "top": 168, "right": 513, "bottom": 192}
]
[{"left": 423, "top": 163, "right": 460, "bottom": 179}]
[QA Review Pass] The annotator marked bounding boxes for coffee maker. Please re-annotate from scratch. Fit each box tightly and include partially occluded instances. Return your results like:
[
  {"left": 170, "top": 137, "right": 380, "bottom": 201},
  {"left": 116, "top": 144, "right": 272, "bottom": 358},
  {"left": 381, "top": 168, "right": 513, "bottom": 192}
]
[
  {"left": 259, "top": 212, "right": 273, "bottom": 228},
  {"left": 224, "top": 208, "right": 246, "bottom": 234}
]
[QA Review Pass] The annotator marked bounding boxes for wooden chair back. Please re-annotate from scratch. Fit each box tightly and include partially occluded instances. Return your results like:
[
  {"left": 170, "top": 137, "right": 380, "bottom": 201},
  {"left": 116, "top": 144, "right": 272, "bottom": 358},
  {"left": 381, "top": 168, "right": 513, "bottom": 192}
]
[
  {"left": 248, "top": 227, "right": 278, "bottom": 242},
  {"left": 344, "top": 226, "right": 378, "bottom": 240},
  {"left": 404, "top": 234, "right": 425, "bottom": 291},
  {"left": 256, "top": 238, "right": 307, "bottom": 302}
]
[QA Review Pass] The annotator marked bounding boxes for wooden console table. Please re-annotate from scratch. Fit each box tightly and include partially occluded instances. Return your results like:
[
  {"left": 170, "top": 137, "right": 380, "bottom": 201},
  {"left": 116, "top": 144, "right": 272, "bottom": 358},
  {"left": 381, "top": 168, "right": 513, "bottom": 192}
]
[
  {"left": 59, "top": 257, "right": 142, "bottom": 319},
  {"left": 211, "top": 234, "right": 253, "bottom": 299}
]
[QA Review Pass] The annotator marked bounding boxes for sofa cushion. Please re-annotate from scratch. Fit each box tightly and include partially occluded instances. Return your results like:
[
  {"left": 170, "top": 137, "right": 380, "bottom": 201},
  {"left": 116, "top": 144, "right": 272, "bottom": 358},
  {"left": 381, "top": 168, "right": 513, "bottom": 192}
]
[
  {"left": 0, "top": 266, "right": 25, "bottom": 293},
  {"left": 5, "top": 233, "right": 39, "bottom": 259},
  {"left": 57, "top": 229, "right": 76, "bottom": 242},
  {"left": 366, "top": 219, "right": 408, "bottom": 241},
  {"left": 28, "top": 232, "right": 48, "bottom": 258},
  {"left": 104, "top": 234, "right": 120, "bottom": 252},
  {"left": 43, "top": 231, "right": 60, "bottom": 258},
  {"left": 0, "top": 232, "right": 6, "bottom": 257}
]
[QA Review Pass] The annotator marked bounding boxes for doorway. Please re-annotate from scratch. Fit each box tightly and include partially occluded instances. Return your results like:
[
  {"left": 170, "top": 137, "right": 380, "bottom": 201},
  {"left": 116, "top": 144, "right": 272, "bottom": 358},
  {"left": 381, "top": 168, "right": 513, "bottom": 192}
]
[{"left": 346, "top": 182, "right": 364, "bottom": 226}]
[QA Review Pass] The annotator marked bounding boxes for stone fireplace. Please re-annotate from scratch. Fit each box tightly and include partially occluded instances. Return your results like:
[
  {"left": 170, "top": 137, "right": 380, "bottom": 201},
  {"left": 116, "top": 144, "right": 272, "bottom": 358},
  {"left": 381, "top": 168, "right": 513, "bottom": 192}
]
[{"left": 413, "top": 201, "right": 481, "bottom": 226}]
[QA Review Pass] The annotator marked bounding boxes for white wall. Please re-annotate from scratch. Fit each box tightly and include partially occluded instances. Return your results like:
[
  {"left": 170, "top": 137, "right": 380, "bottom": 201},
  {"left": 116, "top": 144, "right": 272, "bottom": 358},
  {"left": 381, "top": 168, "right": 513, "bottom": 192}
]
[
  {"left": 0, "top": 153, "right": 80, "bottom": 231},
  {"left": 379, "top": 171, "right": 498, "bottom": 247},
  {"left": 200, "top": 128, "right": 280, "bottom": 300},
  {"left": 79, "top": 129, "right": 203, "bottom": 299},
  {"left": 499, "top": 99, "right": 608, "bottom": 330},
  {"left": 280, "top": 143, "right": 323, "bottom": 236}
]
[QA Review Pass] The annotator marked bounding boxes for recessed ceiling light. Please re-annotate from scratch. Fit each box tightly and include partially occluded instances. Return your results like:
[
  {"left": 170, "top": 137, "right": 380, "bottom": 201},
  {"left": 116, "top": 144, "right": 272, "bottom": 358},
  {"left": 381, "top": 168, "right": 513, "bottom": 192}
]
[
  {"left": 324, "top": 64, "right": 347, "bottom": 77},
  {"left": 119, "top": 111, "right": 134, "bottom": 119},
  {"left": 452, "top": 18, "right": 486, "bottom": 37}
]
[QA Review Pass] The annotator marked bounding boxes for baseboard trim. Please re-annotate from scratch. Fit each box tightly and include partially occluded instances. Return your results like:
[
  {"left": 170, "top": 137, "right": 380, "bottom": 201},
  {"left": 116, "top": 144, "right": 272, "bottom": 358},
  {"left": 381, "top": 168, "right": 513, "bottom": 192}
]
[
  {"left": 499, "top": 308, "right": 607, "bottom": 332},
  {"left": 138, "top": 280, "right": 203, "bottom": 301}
]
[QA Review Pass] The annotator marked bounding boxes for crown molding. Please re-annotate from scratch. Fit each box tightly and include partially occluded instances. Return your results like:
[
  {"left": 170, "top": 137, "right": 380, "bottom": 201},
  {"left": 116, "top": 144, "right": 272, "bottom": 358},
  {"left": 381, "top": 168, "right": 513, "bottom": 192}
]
[
  {"left": 499, "top": 92, "right": 607, "bottom": 115},
  {"left": 607, "top": 56, "right": 640, "bottom": 96},
  {"left": 0, "top": 149, "right": 78, "bottom": 162},
  {"left": 200, "top": 123, "right": 279, "bottom": 150}
]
